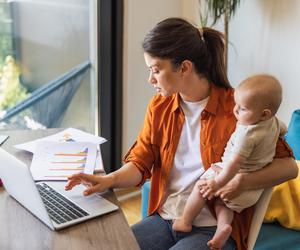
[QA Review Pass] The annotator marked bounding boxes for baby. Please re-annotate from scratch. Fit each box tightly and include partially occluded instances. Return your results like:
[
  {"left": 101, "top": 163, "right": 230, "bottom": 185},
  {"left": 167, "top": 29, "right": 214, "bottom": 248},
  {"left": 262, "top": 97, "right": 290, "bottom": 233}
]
[{"left": 173, "top": 74, "right": 286, "bottom": 250}]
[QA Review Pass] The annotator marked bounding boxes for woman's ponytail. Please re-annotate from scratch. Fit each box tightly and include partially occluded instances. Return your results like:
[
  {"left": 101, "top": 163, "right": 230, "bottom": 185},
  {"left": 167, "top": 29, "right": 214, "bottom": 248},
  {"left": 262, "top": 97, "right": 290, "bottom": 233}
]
[{"left": 202, "top": 28, "right": 231, "bottom": 89}]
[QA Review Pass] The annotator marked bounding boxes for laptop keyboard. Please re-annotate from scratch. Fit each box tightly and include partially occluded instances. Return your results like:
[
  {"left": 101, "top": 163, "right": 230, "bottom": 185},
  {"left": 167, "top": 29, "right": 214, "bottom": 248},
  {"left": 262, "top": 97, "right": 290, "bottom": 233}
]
[{"left": 36, "top": 183, "right": 89, "bottom": 225}]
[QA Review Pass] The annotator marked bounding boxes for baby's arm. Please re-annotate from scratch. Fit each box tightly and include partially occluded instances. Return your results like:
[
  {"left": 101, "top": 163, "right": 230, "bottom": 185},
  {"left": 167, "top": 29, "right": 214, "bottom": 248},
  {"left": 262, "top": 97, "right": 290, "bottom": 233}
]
[
  {"left": 202, "top": 154, "right": 245, "bottom": 199},
  {"left": 214, "top": 153, "right": 245, "bottom": 187}
]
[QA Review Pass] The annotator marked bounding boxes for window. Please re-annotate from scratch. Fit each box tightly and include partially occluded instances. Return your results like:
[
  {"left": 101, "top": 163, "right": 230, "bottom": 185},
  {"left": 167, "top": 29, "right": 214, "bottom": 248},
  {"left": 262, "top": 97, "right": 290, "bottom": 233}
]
[
  {"left": 0, "top": 0, "right": 97, "bottom": 133},
  {"left": 0, "top": 0, "right": 124, "bottom": 172}
]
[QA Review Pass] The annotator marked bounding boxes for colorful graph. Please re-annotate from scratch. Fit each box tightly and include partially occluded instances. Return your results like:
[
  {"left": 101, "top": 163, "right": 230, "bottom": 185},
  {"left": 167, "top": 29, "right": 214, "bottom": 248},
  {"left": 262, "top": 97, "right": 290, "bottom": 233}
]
[
  {"left": 49, "top": 164, "right": 85, "bottom": 171},
  {"left": 51, "top": 157, "right": 87, "bottom": 164},
  {"left": 30, "top": 141, "right": 97, "bottom": 181},
  {"left": 55, "top": 148, "right": 88, "bottom": 156}
]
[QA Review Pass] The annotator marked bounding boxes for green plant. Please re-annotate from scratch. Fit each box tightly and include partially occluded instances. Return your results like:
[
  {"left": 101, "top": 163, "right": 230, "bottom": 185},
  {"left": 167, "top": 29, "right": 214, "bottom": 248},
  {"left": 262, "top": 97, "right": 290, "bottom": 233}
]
[
  {"left": 199, "top": 0, "right": 241, "bottom": 71},
  {"left": 0, "top": 55, "right": 29, "bottom": 110},
  {"left": 0, "top": 4, "right": 28, "bottom": 112}
]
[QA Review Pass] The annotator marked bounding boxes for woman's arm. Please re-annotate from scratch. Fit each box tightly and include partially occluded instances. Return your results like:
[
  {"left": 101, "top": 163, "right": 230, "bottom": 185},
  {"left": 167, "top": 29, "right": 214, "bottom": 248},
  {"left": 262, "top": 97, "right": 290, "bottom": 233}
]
[
  {"left": 216, "top": 157, "right": 298, "bottom": 201},
  {"left": 240, "top": 157, "right": 298, "bottom": 190},
  {"left": 109, "top": 162, "right": 143, "bottom": 188},
  {"left": 65, "top": 162, "right": 143, "bottom": 195}
]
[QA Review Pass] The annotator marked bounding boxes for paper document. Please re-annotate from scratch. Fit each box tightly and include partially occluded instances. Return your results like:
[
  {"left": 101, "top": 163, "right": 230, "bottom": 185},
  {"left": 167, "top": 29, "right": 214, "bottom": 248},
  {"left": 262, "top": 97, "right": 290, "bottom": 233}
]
[
  {"left": 30, "top": 141, "right": 97, "bottom": 181},
  {"left": 15, "top": 128, "right": 106, "bottom": 153},
  {"left": 15, "top": 128, "right": 106, "bottom": 172}
]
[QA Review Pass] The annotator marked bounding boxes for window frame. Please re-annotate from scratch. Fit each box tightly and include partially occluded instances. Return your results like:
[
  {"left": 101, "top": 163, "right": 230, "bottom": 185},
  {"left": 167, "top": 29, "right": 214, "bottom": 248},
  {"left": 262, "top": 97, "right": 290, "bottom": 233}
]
[{"left": 98, "top": 0, "right": 123, "bottom": 173}]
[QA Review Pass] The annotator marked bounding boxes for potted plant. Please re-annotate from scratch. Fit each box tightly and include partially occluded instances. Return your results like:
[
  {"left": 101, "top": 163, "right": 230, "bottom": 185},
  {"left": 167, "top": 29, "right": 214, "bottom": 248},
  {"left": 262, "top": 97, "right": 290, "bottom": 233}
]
[{"left": 199, "top": 0, "right": 241, "bottom": 71}]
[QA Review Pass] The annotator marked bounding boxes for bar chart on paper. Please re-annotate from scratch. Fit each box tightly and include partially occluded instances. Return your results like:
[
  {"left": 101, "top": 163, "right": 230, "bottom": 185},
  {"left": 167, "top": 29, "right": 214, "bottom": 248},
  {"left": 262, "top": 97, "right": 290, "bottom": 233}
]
[
  {"left": 30, "top": 141, "right": 97, "bottom": 181},
  {"left": 15, "top": 128, "right": 106, "bottom": 173}
]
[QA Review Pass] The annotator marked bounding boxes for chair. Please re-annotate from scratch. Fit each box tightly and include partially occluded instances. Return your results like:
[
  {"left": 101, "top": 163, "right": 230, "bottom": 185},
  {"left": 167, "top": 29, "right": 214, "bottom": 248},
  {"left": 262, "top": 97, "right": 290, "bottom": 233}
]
[
  {"left": 247, "top": 187, "right": 273, "bottom": 250},
  {"left": 0, "top": 61, "right": 91, "bottom": 130},
  {"left": 141, "top": 183, "right": 273, "bottom": 250}
]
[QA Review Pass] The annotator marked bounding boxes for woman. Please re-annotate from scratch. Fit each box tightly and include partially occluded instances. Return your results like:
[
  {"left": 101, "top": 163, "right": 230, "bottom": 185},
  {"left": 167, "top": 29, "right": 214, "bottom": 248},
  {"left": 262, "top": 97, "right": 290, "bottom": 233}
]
[{"left": 65, "top": 18, "right": 297, "bottom": 250}]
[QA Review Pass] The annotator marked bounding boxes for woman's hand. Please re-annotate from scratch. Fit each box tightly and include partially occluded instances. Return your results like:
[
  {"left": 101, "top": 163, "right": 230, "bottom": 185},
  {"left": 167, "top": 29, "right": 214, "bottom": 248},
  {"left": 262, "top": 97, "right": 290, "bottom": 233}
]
[
  {"left": 65, "top": 173, "right": 113, "bottom": 196},
  {"left": 64, "top": 162, "right": 143, "bottom": 196},
  {"left": 215, "top": 173, "right": 243, "bottom": 201},
  {"left": 214, "top": 157, "right": 298, "bottom": 202}
]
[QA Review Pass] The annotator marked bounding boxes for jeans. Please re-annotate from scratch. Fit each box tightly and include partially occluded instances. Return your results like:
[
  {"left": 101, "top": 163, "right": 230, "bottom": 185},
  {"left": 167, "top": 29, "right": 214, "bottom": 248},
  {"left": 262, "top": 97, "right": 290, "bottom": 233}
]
[{"left": 131, "top": 213, "right": 236, "bottom": 250}]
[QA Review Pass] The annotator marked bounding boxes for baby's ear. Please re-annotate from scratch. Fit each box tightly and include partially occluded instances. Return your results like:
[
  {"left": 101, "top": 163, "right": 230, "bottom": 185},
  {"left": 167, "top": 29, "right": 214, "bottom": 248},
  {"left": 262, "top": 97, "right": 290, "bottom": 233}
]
[{"left": 261, "top": 109, "right": 272, "bottom": 120}]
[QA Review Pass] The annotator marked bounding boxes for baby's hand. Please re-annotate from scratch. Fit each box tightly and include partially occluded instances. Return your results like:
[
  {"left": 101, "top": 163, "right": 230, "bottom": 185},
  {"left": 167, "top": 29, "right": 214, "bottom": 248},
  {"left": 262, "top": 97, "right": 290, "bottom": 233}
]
[
  {"left": 205, "top": 179, "right": 220, "bottom": 199},
  {"left": 197, "top": 179, "right": 218, "bottom": 200},
  {"left": 206, "top": 179, "right": 220, "bottom": 192}
]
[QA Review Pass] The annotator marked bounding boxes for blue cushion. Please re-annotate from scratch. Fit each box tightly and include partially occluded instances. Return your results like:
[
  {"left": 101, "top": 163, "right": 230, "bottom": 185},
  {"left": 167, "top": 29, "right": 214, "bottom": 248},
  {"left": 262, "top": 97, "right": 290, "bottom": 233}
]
[
  {"left": 254, "top": 223, "right": 300, "bottom": 250},
  {"left": 285, "top": 110, "right": 300, "bottom": 160},
  {"left": 141, "top": 181, "right": 150, "bottom": 219}
]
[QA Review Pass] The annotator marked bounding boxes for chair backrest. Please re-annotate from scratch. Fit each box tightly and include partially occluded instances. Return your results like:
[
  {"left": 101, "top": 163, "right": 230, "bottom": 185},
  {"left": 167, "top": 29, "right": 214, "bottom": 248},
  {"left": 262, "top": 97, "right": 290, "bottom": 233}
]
[
  {"left": 247, "top": 187, "right": 273, "bottom": 250},
  {"left": 0, "top": 61, "right": 91, "bottom": 129}
]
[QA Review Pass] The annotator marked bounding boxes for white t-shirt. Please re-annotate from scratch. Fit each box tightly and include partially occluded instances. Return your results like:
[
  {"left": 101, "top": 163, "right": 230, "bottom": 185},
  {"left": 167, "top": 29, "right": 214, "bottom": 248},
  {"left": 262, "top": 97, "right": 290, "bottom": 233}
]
[{"left": 159, "top": 97, "right": 217, "bottom": 227}]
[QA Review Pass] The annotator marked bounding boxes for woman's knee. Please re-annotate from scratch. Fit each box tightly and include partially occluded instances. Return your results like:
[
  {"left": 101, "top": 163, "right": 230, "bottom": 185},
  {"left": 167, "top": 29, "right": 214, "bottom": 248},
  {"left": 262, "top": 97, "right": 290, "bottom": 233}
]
[{"left": 131, "top": 214, "right": 175, "bottom": 250}]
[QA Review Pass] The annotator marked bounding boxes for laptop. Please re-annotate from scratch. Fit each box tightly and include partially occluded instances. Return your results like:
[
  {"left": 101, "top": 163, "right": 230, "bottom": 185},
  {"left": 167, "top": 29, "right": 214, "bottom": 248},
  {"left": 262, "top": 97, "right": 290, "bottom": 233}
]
[{"left": 0, "top": 147, "right": 119, "bottom": 230}]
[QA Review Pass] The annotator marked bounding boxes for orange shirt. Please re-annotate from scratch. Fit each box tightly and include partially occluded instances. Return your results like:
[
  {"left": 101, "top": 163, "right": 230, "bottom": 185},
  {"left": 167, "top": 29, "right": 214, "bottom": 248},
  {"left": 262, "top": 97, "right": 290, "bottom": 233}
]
[{"left": 124, "top": 84, "right": 293, "bottom": 250}]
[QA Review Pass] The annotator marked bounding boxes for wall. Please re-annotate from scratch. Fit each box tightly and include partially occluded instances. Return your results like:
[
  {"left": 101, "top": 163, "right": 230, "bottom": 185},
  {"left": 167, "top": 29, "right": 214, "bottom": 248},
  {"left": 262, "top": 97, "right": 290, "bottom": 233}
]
[
  {"left": 228, "top": 0, "right": 300, "bottom": 124},
  {"left": 123, "top": 0, "right": 183, "bottom": 155}
]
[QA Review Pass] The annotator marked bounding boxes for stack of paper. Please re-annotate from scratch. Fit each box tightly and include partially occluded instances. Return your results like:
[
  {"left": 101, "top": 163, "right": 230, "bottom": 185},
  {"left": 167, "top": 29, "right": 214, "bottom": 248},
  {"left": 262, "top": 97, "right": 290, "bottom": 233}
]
[{"left": 15, "top": 128, "right": 107, "bottom": 181}]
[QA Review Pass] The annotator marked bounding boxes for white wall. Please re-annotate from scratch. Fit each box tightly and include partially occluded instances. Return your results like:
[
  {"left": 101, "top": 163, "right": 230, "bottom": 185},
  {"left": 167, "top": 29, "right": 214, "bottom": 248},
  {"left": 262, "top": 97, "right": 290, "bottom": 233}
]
[
  {"left": 228, "top": 0, "right": 300, "bottom": 124},
  {"left": 123, "top": 0, "right": 183, "bottom": 155}
]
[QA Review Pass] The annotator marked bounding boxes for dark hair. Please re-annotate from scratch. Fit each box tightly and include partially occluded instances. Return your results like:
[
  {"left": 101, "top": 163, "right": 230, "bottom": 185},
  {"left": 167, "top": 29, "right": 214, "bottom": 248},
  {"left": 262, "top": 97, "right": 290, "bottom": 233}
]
[{"left": 142, "top": 17, "right": 231, "bottom": 89}]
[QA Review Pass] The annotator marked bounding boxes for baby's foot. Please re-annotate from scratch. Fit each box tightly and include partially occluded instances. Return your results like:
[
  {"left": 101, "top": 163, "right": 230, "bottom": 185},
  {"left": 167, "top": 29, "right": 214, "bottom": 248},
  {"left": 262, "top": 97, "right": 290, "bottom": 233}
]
[
  {"left": 172, "top": 218, "right": 192, "bottom": 232},
  {"left": 207, "top": 224, "right": 232, "bottom": 250}
]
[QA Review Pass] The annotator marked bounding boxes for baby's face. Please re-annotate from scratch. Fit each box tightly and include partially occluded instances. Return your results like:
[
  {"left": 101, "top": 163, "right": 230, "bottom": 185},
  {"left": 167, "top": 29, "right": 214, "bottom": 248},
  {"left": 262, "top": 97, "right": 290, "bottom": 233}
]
[{"left": 233, "top": 88, "right": 264, "bottom": 125}]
